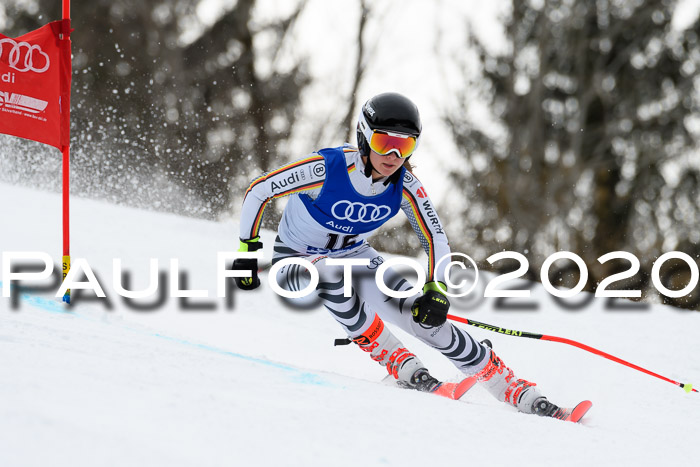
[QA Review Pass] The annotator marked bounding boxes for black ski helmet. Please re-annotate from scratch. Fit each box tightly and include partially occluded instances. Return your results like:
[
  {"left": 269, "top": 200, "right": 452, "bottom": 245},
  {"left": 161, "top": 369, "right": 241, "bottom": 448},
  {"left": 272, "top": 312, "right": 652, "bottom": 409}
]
[{"left": 356, "top": 92, "right": 422, "bottom": 159}]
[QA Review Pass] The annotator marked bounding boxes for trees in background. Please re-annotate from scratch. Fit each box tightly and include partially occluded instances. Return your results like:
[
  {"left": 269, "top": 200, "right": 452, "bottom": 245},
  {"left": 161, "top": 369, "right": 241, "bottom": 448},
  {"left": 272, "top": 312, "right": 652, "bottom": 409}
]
[
  {"left": 2, "top": 0, "right": 310, "bottom": 216},
  {"left": 444, "top": 0, "right": 700, "bottom": 304}
]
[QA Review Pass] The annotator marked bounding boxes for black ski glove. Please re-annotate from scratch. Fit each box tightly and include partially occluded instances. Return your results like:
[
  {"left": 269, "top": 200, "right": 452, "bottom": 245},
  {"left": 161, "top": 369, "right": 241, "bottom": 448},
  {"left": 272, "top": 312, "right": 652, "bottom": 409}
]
[
  {"left": 411, "top": 281, "right": 450, "bottom": 327},
  {"left": 232, "top": 237, "right": 263, "bottom": 290}
]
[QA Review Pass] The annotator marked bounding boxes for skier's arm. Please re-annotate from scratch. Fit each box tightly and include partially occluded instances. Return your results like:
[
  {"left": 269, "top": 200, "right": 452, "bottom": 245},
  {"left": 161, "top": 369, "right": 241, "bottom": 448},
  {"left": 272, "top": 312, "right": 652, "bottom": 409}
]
[
  {"left": 240, "top": 154, "right": 326, "bottom": 240},
  {"left": 400, "top": 174, "right": 451, "bottom": 283}
]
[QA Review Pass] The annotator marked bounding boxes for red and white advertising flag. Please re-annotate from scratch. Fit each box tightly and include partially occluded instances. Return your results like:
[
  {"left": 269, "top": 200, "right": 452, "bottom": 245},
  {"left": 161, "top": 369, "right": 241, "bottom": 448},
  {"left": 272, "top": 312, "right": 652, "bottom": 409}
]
[{"left": 0, "top": 19, "right": 71, "bottom": 150}]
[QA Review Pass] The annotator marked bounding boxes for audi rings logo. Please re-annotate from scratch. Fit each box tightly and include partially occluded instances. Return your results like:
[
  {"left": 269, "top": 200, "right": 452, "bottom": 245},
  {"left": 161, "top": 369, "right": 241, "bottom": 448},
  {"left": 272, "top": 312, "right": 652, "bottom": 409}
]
[
  {"left": 331, "top": 201, "right": 392, "bottom": 223},
  {"left": 0, "top": 39, "right": 50, "bottom": 73}
]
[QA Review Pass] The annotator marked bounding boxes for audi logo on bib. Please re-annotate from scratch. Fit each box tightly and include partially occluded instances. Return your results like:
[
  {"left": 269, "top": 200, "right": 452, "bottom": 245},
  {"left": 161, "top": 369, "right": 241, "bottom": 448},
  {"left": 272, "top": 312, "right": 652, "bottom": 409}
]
[{"left": 331, "top": 200, "right": 392, "bottom": 223}]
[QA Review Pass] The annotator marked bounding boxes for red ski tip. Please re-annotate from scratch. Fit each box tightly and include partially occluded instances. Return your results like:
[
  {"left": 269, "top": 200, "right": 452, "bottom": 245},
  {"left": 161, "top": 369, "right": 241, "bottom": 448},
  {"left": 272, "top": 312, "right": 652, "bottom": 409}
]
[
  {"left": 565, "top": 400, "right": 593, "bottom": 423},
  {"left": 432, "top": 376, "right": 478, "bottom": 400},
  {"left": 452, "top": 376, "right": 478, "bottom": 400}
]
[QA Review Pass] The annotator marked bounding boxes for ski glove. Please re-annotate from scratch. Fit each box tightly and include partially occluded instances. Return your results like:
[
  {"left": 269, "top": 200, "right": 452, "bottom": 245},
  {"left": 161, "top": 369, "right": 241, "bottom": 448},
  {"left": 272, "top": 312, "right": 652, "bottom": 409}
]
[
  {"left": 232, "top": 237, "right": 263, "bottom": 290},
  {"left": 411, "top": 281, "right": 450, "bottom": 327}
]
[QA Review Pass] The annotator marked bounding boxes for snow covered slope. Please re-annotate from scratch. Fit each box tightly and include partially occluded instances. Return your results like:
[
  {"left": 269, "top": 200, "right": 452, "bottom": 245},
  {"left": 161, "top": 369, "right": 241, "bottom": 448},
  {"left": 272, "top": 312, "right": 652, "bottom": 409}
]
[{"left": 1, "top": 182, "right": 698, "bottom": 467}]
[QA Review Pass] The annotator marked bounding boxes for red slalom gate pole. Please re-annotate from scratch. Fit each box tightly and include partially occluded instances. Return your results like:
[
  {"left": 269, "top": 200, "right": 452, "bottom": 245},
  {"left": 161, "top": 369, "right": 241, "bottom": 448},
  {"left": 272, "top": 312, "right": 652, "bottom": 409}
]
[
  {"left": 446, "top": 314, "right": 698, "bottom": 394},
  {"left": 61, "top": 0, "right": 71, "bottom": 303}
]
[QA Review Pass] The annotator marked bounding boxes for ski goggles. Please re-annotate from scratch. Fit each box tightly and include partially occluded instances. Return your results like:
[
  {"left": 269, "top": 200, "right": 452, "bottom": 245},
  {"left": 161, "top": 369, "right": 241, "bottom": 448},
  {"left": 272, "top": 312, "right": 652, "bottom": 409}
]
[{"left": 359, "top": 113, "right": 420, "bottom": 158}]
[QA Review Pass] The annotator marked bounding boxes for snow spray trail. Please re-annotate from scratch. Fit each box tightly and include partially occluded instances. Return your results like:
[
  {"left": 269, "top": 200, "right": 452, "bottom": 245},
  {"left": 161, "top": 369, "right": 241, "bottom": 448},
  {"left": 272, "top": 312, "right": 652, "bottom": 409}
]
[{"left": 1, "top": 280, "right": 334, "bottom": 388}]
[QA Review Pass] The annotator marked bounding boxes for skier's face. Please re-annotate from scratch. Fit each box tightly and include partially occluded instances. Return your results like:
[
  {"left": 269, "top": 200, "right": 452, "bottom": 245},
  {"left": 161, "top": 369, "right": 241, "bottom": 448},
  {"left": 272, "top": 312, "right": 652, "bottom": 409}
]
[{"left": 369, "top": 149, "right": 403, "bottom": 178}]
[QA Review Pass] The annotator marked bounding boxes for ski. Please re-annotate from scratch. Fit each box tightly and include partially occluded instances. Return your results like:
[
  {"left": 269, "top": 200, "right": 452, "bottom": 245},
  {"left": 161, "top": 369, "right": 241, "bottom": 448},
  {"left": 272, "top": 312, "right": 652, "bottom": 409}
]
[
  {"left": 564, "top": 400, "right": 593, "bottom": 423},
  {"left": 383, "top": 337, "right": 591, "bottom": 422},
  {"left": 430, "top": 376, "right": 478, "bottom": 400},
  {"left": 393, "top": 374, "right": 592, "bottom": 422},
  {"left": 430, "top": 380, "right": 592, "bottom": 423},
  {"left": 385, "top": 374, "right": 479, "bottom": 400},
  {"left": 534, "top": 399, "right": 593, "bottom": 423}
]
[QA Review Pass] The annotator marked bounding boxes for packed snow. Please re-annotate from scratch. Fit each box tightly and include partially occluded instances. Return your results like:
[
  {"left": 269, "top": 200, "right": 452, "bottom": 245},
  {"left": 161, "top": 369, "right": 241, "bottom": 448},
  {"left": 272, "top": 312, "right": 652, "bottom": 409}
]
[{"left": 1, "top": 182, "right": 698, "bottom": 467}]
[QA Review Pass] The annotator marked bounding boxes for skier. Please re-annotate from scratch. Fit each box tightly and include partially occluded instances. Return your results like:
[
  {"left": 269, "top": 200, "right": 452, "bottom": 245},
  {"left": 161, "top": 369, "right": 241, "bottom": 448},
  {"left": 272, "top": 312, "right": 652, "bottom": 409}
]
[{"left": 233, "top": 92, "right": 561, "bottom": 417}]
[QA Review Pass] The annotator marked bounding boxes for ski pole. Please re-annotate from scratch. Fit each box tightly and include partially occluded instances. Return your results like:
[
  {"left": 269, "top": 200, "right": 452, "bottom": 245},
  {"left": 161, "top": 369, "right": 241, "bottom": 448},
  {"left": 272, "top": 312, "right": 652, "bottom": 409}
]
[{"left": 446, "top": 314, "right": 697, "bottom": 394}]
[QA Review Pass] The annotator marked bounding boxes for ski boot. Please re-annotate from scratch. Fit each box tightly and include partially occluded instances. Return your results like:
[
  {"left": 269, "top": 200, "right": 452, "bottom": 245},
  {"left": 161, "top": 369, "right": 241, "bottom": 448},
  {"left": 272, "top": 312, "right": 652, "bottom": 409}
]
[
  {"left": 470, "top": 344, "right": 592, "bottom": 420},
  {"left": 397, "top": 367, "right": 440, "bottom": 393},
  {"left": 352, "top": 315, "right": 438, "bottom": 392},
  {"left": 532, "top": 397, "right": 568, "bottom": 418},
  {"left": 532, "top": 397, "right": 593, "bottom": 422},
  {"left": 473, "top": 349, "right": 543, "bottom": 413}
]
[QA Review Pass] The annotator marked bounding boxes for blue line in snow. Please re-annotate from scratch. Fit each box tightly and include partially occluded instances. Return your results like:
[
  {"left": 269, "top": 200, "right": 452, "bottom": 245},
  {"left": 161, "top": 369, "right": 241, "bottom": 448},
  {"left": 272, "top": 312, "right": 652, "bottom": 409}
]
[
  {"left": 151, "top": 332, "right": 332, "bottom": 386},
  {"left": 1, "top": 280, "right": 333, "bottom": 387},
  {"left": 0, "top": 280, "right": 70, "bottom": 314}
]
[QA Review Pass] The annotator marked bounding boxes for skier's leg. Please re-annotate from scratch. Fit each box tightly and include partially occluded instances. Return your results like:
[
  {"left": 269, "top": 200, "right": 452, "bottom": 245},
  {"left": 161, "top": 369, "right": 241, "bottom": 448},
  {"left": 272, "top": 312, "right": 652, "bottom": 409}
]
[
  {"left": 271, "top": 239, "right": 437, "bottom": 391},
  {"left": 349, "top": 249, "right": 544, "bottom": 413},
  {"left": 272, "top": 239, "right": 545, "bottom": 410},
  {"left": 343, "top": 246, "right": 490, "bottom": 370}
]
